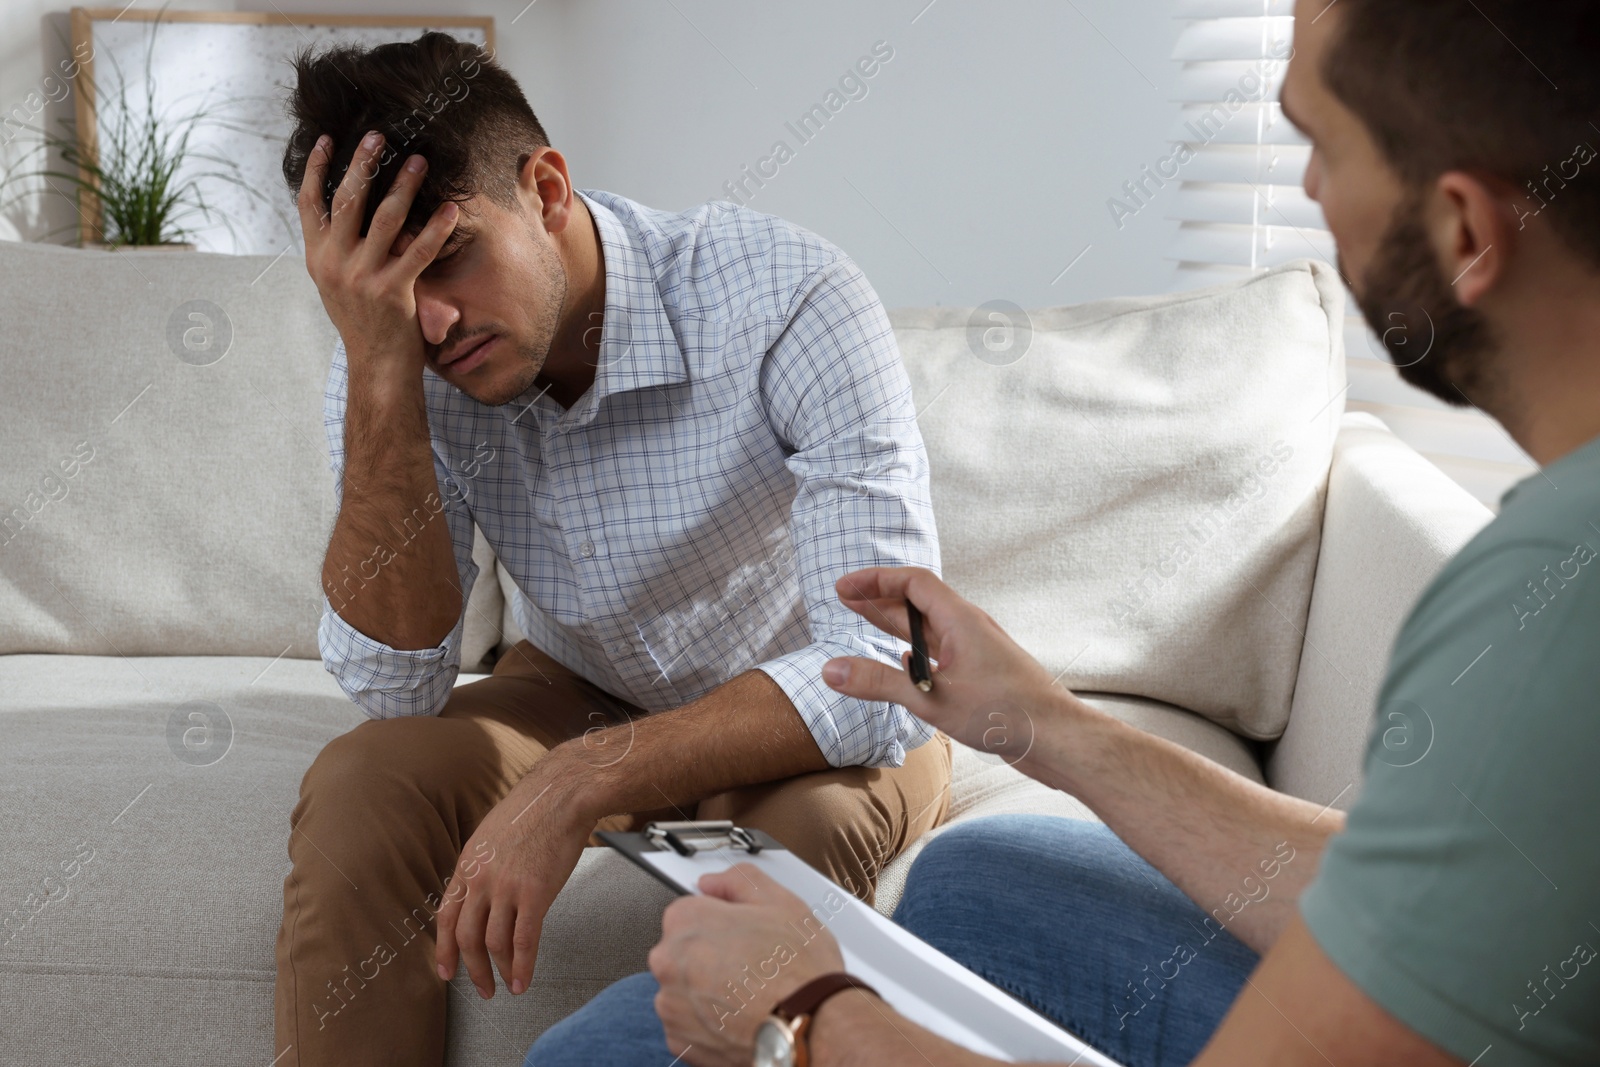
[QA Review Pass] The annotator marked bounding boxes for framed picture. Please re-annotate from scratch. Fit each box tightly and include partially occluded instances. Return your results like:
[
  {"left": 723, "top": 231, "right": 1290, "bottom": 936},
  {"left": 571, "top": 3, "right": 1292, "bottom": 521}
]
[{"left": 67, "top": 8, "right": 494, "bottom": 253}]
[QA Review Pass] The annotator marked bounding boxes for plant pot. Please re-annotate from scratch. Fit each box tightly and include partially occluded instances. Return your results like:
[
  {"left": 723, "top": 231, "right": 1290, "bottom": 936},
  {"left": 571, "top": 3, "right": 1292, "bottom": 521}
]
[{"left": 84, "top": 241, "right": 197, "bottom": 251}]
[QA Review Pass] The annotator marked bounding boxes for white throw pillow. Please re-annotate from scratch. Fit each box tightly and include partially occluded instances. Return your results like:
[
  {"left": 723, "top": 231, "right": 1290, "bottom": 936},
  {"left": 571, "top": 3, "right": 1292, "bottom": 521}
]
[
  {"left": 0, "top": 242, "right": 501, "bottom": 667},
  {"left": 893, "top": 259, "right": 1346, "bottom": 739}
]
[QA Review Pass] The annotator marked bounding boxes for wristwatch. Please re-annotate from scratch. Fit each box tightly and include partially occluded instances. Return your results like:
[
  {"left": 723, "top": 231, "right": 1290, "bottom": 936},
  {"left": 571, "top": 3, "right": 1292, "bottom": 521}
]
[{"left": 752, "top": 973, "right": 878, "bottom": 1067}]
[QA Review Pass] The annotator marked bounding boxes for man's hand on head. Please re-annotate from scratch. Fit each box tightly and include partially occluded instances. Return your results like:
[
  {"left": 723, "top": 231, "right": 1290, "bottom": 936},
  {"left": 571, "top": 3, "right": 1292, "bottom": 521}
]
[{"left": 296, "top": 129, "right": 458, "bottom": 378}]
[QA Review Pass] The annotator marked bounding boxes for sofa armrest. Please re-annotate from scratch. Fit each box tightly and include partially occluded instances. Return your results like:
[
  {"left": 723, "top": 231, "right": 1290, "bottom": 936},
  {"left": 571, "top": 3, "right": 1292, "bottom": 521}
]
[{"left": 1265, "top": 413, "right": 1492, "bottom": 808}]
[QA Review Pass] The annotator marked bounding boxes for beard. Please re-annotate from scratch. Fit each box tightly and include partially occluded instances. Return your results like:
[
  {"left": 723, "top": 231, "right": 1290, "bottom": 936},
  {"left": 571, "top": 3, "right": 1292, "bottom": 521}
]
[
  {"left": 1346, "top": 191, "right": 1500, "bottom": 409},
  {"left": 434, "top": 224, "right": 569, "bottom": 408}
]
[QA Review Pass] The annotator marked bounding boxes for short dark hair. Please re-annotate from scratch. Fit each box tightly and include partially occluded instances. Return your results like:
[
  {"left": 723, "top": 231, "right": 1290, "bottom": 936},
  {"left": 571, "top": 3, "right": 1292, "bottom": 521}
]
[
  {"left": 1324, "top": 0, "right": 1600, "bottom": 268},
  {"left": 281, "top": 32, "right": 550, "bottom": 237}
]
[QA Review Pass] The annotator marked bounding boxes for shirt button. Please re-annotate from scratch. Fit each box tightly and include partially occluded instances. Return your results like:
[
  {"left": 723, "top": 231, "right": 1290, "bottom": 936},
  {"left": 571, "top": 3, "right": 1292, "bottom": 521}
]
[
  {"left": 612, "top": 642, "right": 629, "bottom": 655},
  {"left": 579, "top": 540, "right": 595, "bottom": 558}
]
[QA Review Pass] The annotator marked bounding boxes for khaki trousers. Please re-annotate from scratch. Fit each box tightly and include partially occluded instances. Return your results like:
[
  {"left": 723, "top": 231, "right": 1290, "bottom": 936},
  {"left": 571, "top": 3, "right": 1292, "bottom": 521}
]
[{"left": 273, "top": 640, "right": 951, "bottom": 1066}]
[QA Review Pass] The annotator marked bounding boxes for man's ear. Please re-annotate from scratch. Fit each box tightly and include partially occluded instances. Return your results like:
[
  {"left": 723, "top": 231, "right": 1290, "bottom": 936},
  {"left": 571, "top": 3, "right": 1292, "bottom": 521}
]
[
  {"left": 519, "top": 146, "right": 575, "bottom": 236},
  {"left": 1432, "top": 170, "right": 1518, "bottom": 307}
]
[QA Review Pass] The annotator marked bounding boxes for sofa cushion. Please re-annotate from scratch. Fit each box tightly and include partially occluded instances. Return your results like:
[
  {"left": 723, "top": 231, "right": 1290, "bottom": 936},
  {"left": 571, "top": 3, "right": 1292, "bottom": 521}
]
[
  {"left": 893, "top": 259, "right": 1346, "bottom": 739},
  {"left": 462, "top": 527, "right": 505, "bottom": 672},
  {"left": 0, "top": 242, "right": 502, "bottom": 671},
  {"left": 0, "top": 243, "right": 335, "bottom": 658}
]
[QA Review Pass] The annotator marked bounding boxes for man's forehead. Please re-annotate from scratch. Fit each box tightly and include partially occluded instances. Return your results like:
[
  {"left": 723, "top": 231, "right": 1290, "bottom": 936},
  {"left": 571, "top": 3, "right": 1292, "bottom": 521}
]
[
  {"left": 1281, "top": 0, "right": 1336, "bottom": 129},
  {"left": 1279, "top": 68, "right": 1306, "bottom": 131},
  {"left": 1292, "top": 0, "right": 1339, "bottom": 29},
  {"left": 1288, "top": 0, "right": 1338, "bottom": 71}
]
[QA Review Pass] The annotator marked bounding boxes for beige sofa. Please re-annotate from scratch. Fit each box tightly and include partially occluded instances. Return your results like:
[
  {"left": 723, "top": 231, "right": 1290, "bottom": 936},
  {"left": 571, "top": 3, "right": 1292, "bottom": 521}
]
[{"left": 0, "top": 240, "right": 1491, "bottom": 1066}]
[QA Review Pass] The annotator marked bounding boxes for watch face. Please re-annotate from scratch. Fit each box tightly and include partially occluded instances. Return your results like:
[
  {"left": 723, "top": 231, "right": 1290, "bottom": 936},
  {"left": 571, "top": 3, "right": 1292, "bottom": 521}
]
[{"left": 753, "top": 1018, "right": 796, "bottom": 1067}]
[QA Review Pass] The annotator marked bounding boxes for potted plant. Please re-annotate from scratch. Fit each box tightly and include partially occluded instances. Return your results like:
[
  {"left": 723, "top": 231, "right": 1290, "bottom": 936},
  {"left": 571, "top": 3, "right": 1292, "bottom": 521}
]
[{"left": 0, "top": 18, "right": 285, "bottom": 251}]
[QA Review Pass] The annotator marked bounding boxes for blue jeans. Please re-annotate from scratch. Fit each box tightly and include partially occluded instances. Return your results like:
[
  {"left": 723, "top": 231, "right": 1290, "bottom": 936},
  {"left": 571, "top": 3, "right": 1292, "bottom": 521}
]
[{"left": 526, "top": 815, "right": 1258, "bottom": 1067}]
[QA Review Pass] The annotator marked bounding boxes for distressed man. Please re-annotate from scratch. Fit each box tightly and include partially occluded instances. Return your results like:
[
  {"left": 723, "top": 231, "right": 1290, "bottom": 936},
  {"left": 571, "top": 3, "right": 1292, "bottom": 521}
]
[{"left": 272, "top": 32, "right": 949, "bottom": 1067}]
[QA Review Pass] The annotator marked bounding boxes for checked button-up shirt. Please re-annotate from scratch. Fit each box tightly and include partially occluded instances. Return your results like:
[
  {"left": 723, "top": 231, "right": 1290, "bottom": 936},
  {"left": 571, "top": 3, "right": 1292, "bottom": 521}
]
[{"left": 317, "top": 188, "right": 940, "bottom": 768}]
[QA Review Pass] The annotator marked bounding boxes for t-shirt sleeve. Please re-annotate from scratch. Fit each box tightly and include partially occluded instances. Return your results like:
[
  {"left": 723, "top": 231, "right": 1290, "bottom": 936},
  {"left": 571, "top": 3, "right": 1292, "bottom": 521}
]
[{"left": 1299, "top": 536, "right": 1600, "bottom": 1066}]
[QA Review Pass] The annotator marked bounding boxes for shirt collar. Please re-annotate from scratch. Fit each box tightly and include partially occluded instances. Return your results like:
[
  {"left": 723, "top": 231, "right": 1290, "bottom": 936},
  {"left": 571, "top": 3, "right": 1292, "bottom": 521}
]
[{"left": 522, "top": 190, "right": 688, "bottom": 429}]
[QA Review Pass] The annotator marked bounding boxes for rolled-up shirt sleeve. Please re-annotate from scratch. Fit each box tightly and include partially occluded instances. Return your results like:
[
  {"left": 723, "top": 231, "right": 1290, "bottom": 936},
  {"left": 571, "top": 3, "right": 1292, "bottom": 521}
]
[
  {"left": 316, "top": 340, "right": 480, "bottom": 719},
  {"left": 756, "top": 257, "right": 942, "bottom": 769}
]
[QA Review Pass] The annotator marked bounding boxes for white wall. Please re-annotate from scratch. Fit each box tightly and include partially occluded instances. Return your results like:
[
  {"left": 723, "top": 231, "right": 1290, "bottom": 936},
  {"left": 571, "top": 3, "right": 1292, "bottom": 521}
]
[
  {"left": 2, "top": 0, "right": 1184, "bottom": 308},
  {"left": 533, "top": 0, "right": 1184, "bottom": 308},
  {"left": 1, "top": 1, "right": 98, "bottom": 243}
]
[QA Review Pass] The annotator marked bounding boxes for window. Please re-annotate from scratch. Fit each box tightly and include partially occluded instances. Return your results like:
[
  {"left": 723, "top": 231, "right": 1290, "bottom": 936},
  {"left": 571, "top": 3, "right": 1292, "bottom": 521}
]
[{"left": 1166, "top": 0, "right": 1534, "bottom": 508}]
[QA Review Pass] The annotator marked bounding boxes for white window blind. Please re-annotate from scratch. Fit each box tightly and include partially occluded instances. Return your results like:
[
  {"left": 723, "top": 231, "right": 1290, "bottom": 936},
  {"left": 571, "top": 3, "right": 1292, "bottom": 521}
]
[{"left": 1166, "top": 0, "right": 1534, "bottom": 508}]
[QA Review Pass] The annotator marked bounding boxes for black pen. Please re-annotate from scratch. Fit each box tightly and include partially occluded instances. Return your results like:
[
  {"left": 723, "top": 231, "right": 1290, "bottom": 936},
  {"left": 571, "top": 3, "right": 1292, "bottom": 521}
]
[{"left": 906, "top": 599, "right": 933, "bottom": 692}]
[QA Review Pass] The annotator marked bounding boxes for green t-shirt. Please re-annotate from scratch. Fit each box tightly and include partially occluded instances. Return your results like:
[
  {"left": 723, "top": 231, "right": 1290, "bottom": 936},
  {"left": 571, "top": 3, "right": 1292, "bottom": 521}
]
[{"left": 1300, "top": 431, "right": 1600, "bottom": 1065}]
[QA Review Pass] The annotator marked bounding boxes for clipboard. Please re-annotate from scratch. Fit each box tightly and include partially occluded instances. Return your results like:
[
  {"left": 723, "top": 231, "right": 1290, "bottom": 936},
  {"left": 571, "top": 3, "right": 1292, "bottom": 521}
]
[{"left": 599, "top": 820, "right": 1124, "bottom": 1066}]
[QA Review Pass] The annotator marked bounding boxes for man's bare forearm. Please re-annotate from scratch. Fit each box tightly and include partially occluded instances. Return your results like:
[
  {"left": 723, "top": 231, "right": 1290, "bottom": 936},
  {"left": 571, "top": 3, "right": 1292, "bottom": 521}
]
[
  {"left": 1019, "top": 690, "right": 1343, "bottom": 953},
  {"left": 810, "top": 990, "right": 997, "bottom": 1067},
  {"left": 536, "top": 668, "right": 832, "bottom": 820},
  {"left": 322, "top": 362, "right": 461, "bottom": 650}
]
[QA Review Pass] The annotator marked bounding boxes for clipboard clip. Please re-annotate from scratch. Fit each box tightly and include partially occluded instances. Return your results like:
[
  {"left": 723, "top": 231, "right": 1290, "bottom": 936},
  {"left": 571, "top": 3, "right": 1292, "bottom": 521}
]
[{"left": 644, "top": 819, "right": 765, "bottom": 856}]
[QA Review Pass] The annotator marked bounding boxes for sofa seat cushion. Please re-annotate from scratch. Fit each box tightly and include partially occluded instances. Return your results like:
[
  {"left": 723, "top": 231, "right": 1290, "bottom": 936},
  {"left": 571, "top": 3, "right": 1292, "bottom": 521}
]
[
  {"left": 0, "top": 653, "right": 671, "bottom": 1067},
  {"left": 1, "top": 658, "right": 1255, "bottom": 1065}
]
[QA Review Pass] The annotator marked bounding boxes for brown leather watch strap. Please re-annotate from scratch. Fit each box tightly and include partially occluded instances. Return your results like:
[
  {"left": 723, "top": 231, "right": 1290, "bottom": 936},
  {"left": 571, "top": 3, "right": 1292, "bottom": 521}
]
[{"left": 774, "top": 972, "right": 880, "bottom": 1022}]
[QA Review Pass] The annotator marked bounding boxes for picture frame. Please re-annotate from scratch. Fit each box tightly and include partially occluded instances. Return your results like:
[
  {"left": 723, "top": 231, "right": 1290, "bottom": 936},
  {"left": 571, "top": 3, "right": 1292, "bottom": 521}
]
[{"left": 66, "top": 8, "right": 495, "bottom": 252}]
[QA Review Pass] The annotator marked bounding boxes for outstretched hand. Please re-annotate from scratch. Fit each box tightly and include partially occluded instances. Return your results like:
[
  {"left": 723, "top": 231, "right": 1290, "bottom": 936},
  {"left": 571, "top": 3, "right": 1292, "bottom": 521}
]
[{"left": 822, "top": 567, "right": 1063, "bottom": 764}]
